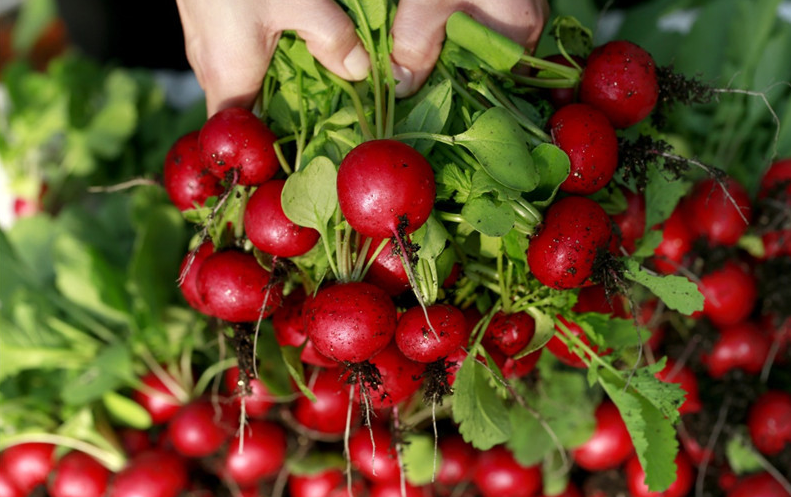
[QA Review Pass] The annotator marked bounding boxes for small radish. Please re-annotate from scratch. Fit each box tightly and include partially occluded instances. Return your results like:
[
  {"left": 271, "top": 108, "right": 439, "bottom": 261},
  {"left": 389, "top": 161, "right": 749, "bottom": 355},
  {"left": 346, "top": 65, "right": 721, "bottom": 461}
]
[
  {"left": 177, "top": 241, "right": 214, "bottom": 314},
  {"left": 501, "top": 349, "right": 543, "bottom": 379},
  {"left": 395, "top": 303, "right": 468, "bottom": 363},
  {"left": 624, "top": 450, "right": 693, "bottom": 497},
  {"left": 727, "top": 472, "right": 790, "bottom": 497},
  {"left": 652, "top": 204, "right": 695, "bottom": 274},
  {"left": 758, "top": 157, "right": 791, "bottom": 197},
  {"left": 287, "top": 468, "right": 345, "bottom": 497},
  {"left": 695, "top": 260, "right": 757, "bottom": 327},
  {"left": 548, "top": 103, "right": 619, "bottom": 195},
  {"left": 162, "top": 130, "right": 224, "bottom": 211},
  {"left": 573, "top": 284, "right": 629, "bottom": 318},
  {"left": 472, "top": 445, "right": 542, "bottom": 497},
  {"left": 527, "top": 196, "right": 613, "bottom": 290},
  {"left": 747, "top": 390, "right": 791, "bottom": 455},
  {"left": 348, "top": 423, "right": 400, "bottom": 483},
  {"left": 369, "top": 480, "right": 429, "bottom": 497},
  {"left": 336, "top": 139, "right": 435, "bottom": 239},
  {"left": 222, "top": 420, "right": 287, "bottom": 487},
  {"left": 271, "top": 289, "right": 338, "bottom": 368},
  {"left": 702, "top": 321, "right": 771, "bottom": 379},
  {"left": 0, "top": 443, "right": 54, "bottom": 495},
  {"left": 199, "top": 107, "right": 280, "bottom": 186},
  {"left": 361, "top": 341, "right": 425, "bottom": 409},
  {"left": 571, "top": 400, "right": 633, "bottom": 471},
  {"left": 132, "top": 371, "right": 184, "bottom": 425},
  {"left": 685, "top": 177, "right": 752, "bottom": 247},
  {"left": 293, "top": 368, "right": 358, "bottom": 436},
  {"left": 167, "top": 400, "right": 232, "bottom": 458},
  {"left": 303, "top": 282, "right": 397, "bottom": 364},
  {"left": 436, "top": 434, "right": 477, "bottom": 486},
  {"left": 223, "top": 366, "right": 275, "bottom": 418},
  {"left": 579, "top": 40, "right": 659, "bottom": 128},
  {"left": 196, "top": 249, "right": 283, "bottom": 323},
  {"left": 543, "top": 53, "right": 585, "bottom": 109},
  {"left": 482, "top": 310, "right": 536, "bottom": 357},
  {"left": 109, "top": 449, "right": 187, "bottom": 497},
  {"left": 610, "top": 187, "right": 647, "bottom": 254},
  {"left": 363, "top": 238, "right": 411, "bottom": 296},
  {"left": 244, "top": 179, "right": 320, "bottom": 257}
]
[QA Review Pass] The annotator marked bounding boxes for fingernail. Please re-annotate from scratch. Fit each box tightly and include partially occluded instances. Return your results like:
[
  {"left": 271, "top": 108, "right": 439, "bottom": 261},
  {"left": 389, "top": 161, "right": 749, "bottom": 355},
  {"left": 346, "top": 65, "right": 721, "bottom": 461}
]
[
  {"left": 343, "top": 44, "right": 371, "bottom": 80},
  {"left": 391, "top": 63, "right": 413, "bottom": 97}
]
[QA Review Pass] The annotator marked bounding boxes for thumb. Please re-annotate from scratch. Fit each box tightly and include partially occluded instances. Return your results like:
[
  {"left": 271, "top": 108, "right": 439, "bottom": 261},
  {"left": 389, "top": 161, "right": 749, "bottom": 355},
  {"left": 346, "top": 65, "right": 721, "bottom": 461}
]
[
  {"left": 389, "top": 1, "right": 452, "bottom": 97},
  {"left": 272, "top": 0, "right": 370, "bottom": 81}
]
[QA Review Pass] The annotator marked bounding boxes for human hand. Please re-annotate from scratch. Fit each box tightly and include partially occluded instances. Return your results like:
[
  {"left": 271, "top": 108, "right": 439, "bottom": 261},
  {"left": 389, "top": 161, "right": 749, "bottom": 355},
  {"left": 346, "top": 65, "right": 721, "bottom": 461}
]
[
  {"left": 176, "top": 0, "right": 371, "bottom": 116},
  {"left": 390, "top": 0, "right": 550, "bottom": 97}
]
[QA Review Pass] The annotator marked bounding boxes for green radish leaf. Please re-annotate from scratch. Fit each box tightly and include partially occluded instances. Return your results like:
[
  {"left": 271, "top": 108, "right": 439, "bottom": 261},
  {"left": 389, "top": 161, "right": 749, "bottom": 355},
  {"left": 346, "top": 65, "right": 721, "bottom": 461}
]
[
  {"left": 103, "top": 390, "right": 153, "bottom": 430},
  {"left": 598, "top": 365, "right": 683, "bottom": 493},
  {"left": 435, "top": 162, "right": 473, "bottom": 203},
  {"left": 413, "top": 215, "right": 449, "bottom": 261},
  {"left": 359, "top": 0, "right": 387, "bottom": 30},
  {"left": 281, "top": 156, "right": 338, "bottom": 232},
  {"left": 574, "top": 313, "right": 647, "bottom": 349},
  {"left": 542, "top": 450, "right": 571, "bottom": 497},
  {"left": 631, "top": 229, "right": 664, "bottom": 259},
  {"left": 394, "top": 79, "right": 452, "bottom": 155},
  {"left": 454, "top": 107, "right": 538, "bottom": 192},
  {"left": 280, "top": 345, "right": 317, "bottom": 403},
  {"left": 452, "top": 354, "right": 511, "bottom": 450},
  {"left": 502, "top": 230, "right": 529, "bottom": 277},
  {"left": 61, "top": 343, "right": 134, "bottom": 405},
  {"left": 461, "top": 195, "right": 515, "bottom": 237},
  {"left": 725, "top": 431, "right": 764, "bottom": 474},
  {"left": 445, "top": 12, "right": 524, "bottom": 72},
  {"left": 513, "top": 306, "right": 556, "bottom": 359},
  {"left": 286, "top": 39, "right": 321, "bottom": 80},
  {"left": 525, "top": 143, "right": 570, "bottom": 207},
  {"left": 550, "top": 15, "right": 593, "bottom": 58},
  {"left": 470, "top": 169, "right": 521, "bottom": 201},
  {"left": 286, "top": 452, "right": 346, "bottom": 475},
  {"left": 623, "top": 259, "right": 704, "bottom": 315},
  {"left": 644, "top": 163, "right": 690, "bottom": 230},
  {"left": 402, "top": 432, "right": 439, "bottom": 485}
]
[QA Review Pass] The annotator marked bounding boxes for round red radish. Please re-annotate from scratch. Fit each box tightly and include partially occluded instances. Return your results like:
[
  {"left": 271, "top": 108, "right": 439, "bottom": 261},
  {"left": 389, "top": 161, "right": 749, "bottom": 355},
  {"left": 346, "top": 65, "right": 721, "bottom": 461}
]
[
  {"left": 0, "top": 470, "right": 21, "bottom": 497},
  {"left": 48, "top": 451, "right": 110, "bottom": 497},
  {"left": 348, "top": 423, "right": 401, "bottom": 483},
  {"left": 573, "top": 284, "right": 629, "bottom": 318},
  {"left": 293, "top": 368, "right": 358, "bottom": 436},
  {"left": 702, "top": 321, "right": 771, "bottom": 379},
  {"left": 196, "top": 249, "right": 283, "bottom": 323},
  {"left": 548, "top": 103, "right": 619, "bottom": 195},
  {"left": 501, "top": 349, "right": 543, "bottom": 379},
  {"left": 483, "top": 310, "right": 536, "bottom": 357},
  {"left": 177, "top": 241, "right": 214, "bottom": 314},
  {"left": 395, "top": 303, "right": 468, "bottom": 363},
  {"left": 361, "top": 341, "right": 425, "bottom": 409},
  {"left": 287, "top": 468, "right": 345, "bottom": 497},
  {"left": 167, "top": 400, "right": 231, "bottom": 457},
  {"left": 654, "top": 359, "right": 702, "bottom": 415},
  {"left": 611, "top": 188, "right": 647, "bottom": 254},
  {"left": 527, "top": 196, "right": 613, "bottom": 290},
  {"left": 304, "top": 282, "right": 397, "bottom": 364},
  {"left": 132, "top": 371, "right": 183, "bottom": 425},
  {"left": 543, "top": 53, "right": 584, "bottom": 109},
  {"left": 579, "top": 40, "right": 659, "bottom": 129},
  {"left": 472, "top": 445, "right": 542, "bottom": 497},
  {"left": 222, "top": 420, "right": 287, "bottom": 487},
  {"left": 685, "top": 177, "right": 753, "bottom": 247},
  {"left": 759, "top": 157, "right": 791, "bottom": 198},
  {"left": 272, "top": 289, "right": 338, "bottom": 368},
  {"left": 363, "top": 238, "right": 411, "bottom": 296},
  {"left": 162, "top": 130, "right": 224, "bottom": 211},
  {"left": 437, "top": 435, "right": 477, "bottom": 486},
  {"left": 625, "top": 451, "right": 693, "bottom": 497},
  {"left": 118, "top": 428, "right": 151, "bottom": 457},
  {"left": 336, "top": 139, "right": 435, "bottom": 239},
  {"left": 199, "top": 107, "right": 280, "bottom": 186},
  {"left": 727, "top": 472, "right": 790, "bottom": 497},
  {"left": 0, "top": 443, "right": 54, "bottom": 495},
  {"left": 747, "top": 390, "right": 791, "bottom": 456},
  {"left": 696, "top": 261, "right": 757, "bottom": 327},
  {"left": 652, "top": 204, "right": 695, "bottom": 274},
  {"left": 571, "top": 400, "right": 634, "bottom": 471},
  {"left": 223, "top": 366, "right": 275, "bottom": 418},
  {"left": 244, "top": 179, "right": 320, "bottom": 257},
  {"left": 369, "top": 480, "right": 429, "bottom": 497},
  {"left": 109, "top": 449, "right": 187, "bottom": 497}
]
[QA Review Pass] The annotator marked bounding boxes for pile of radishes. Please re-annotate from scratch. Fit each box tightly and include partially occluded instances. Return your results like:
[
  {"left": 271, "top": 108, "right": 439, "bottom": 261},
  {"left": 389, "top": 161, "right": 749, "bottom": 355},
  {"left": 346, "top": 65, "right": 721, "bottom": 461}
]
[{"left": 2, "top": 6, "right": 790, "bottom": 497}]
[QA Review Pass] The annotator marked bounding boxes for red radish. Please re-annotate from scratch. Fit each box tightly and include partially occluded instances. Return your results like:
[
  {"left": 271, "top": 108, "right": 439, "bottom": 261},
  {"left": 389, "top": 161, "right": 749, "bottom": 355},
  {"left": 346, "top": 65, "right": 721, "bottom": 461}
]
[
  {"left": 652, "top": 204, "right": 695, "bottom": 275},
  {"left": 579, "top": 40, "right": 659, "bottom": 128},
  {"left": 543, "top": 54, "right": 584, "bottom": 109},
  {"left": 109, "top": 449, "right": 187, "bottom": 497},
  {"left": 199, "top": 107, "right": 280, "bottom": 186},
  {"left": 287, "top": 468, "right": 345, "bottom": 497},
  {"left": 727, "top": 472, "right": 790, "bottom": 497},
  {"left": 482, "top": 310, "right": 536, "bottom": 357},
  {"left": 548, "top": 103, "right": 619, "bottom": 195},
  {"left": 624, "top": 450, "right": 694, "bottom": 497},
  {"left": 304, "top": 282, "right": 397, "bottom": 364},
  {"left": 348, "top": 423, "right": 401, "bottom": 483},
  {"left": 118, "top": 428, "right": 152, "bottom": 457},
  {"left": 196, "top": 249, "right": 283, "bottom": 323},
  {"left": 132, "top": 371, "right": 183, "bottom": 425},
  {"left": 272, "top": 289, "right": 338, "bottom": 368},
  {"left": 167, "top": 400, "right": 231, "bottom": 457},
  {"left": 527, "top": 196, "right": 613, "bottom": 290},
  {"left": 654, "top": 359, "right": 702, "bottom": 415},
  {"left": 571, "top": 400, "right": 634, "bottom": 471},
  {"left": 472, "top": 445, "right": 542, "bottom": 497},
  {"left": 222, "top": 420, "right": 287, "bottom": 487},
  {"left": 162, "top": 130, "right": 224, "bottom": 211},
  {"left": 0, "top": 470, "right": 21, "bottom": 497},
  {"left": 611, "top": 188, "right": 647, "bottom": 254},
  {"left": 501, "top": 349, "right": 543, "bottom": 379},
  {"left": 759, "top": 157, "right": 791, "bottom": 197},
  {"left": 223, "top": 366, "right": 275, "bottom": 418},
  {"left": 362, "top": 341, "right": 425, "bottom": 409},
  {"left": 293, "top": 368, "right": 358, "bottom": 436},
  {"left": 696, "top": 261, "right": 757, "bottom": 327},
  {"left": 538, "top": 483, "right": 583, "bottom": 497},
  {"left": 747, "top": 390, "right": 791, "bottom": 455},
  {"left": 0, "top": 443, "right": 54, "bottom": 495},
  {"left": 177, "top": 241, "right": 214, "bottom": 314},
  {"left": 48, "top": 451, "right": 110, "bottom": 497},
  {"left": 436, "top": 435, "right": 477, "bottom": 486},
  {"left": 244, "top": 179, "right": 320, "bottom": 257},
  {"left": 336, "top": 139, "right": 435, "bottom": 239},
  {"left": 547, "top": 315, "right": 609, "bottom": 368},
  {"left": 702, "top": 321, "right": 771, "bottom": 379},
  {"left": 369, "top": 480, "right": 429, "bottom": 497},
  {"left": 572, "top": 284, "right": 628, "bottom": 318},
  {"left": 685, "top": 177, "right": 753, "bottom": 247},
  {"left": 395, "top": 303, "right": 468, "bottom": 363},
  {"left": 363, "top": 238, "right": 411, "bottom": 296}
]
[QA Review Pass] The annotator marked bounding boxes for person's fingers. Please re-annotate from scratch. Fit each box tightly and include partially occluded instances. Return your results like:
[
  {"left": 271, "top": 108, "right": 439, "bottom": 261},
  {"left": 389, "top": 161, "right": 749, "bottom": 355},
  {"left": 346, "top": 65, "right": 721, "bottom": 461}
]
[
  {"left": 177, "top": 0, "right": 278, "bottom": 116},
  {"left": 268, "top": 0, "right": 370, "bottom": 81},
  {"left": 391, "top": 0, "right": 550, "bottom": 97}
]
